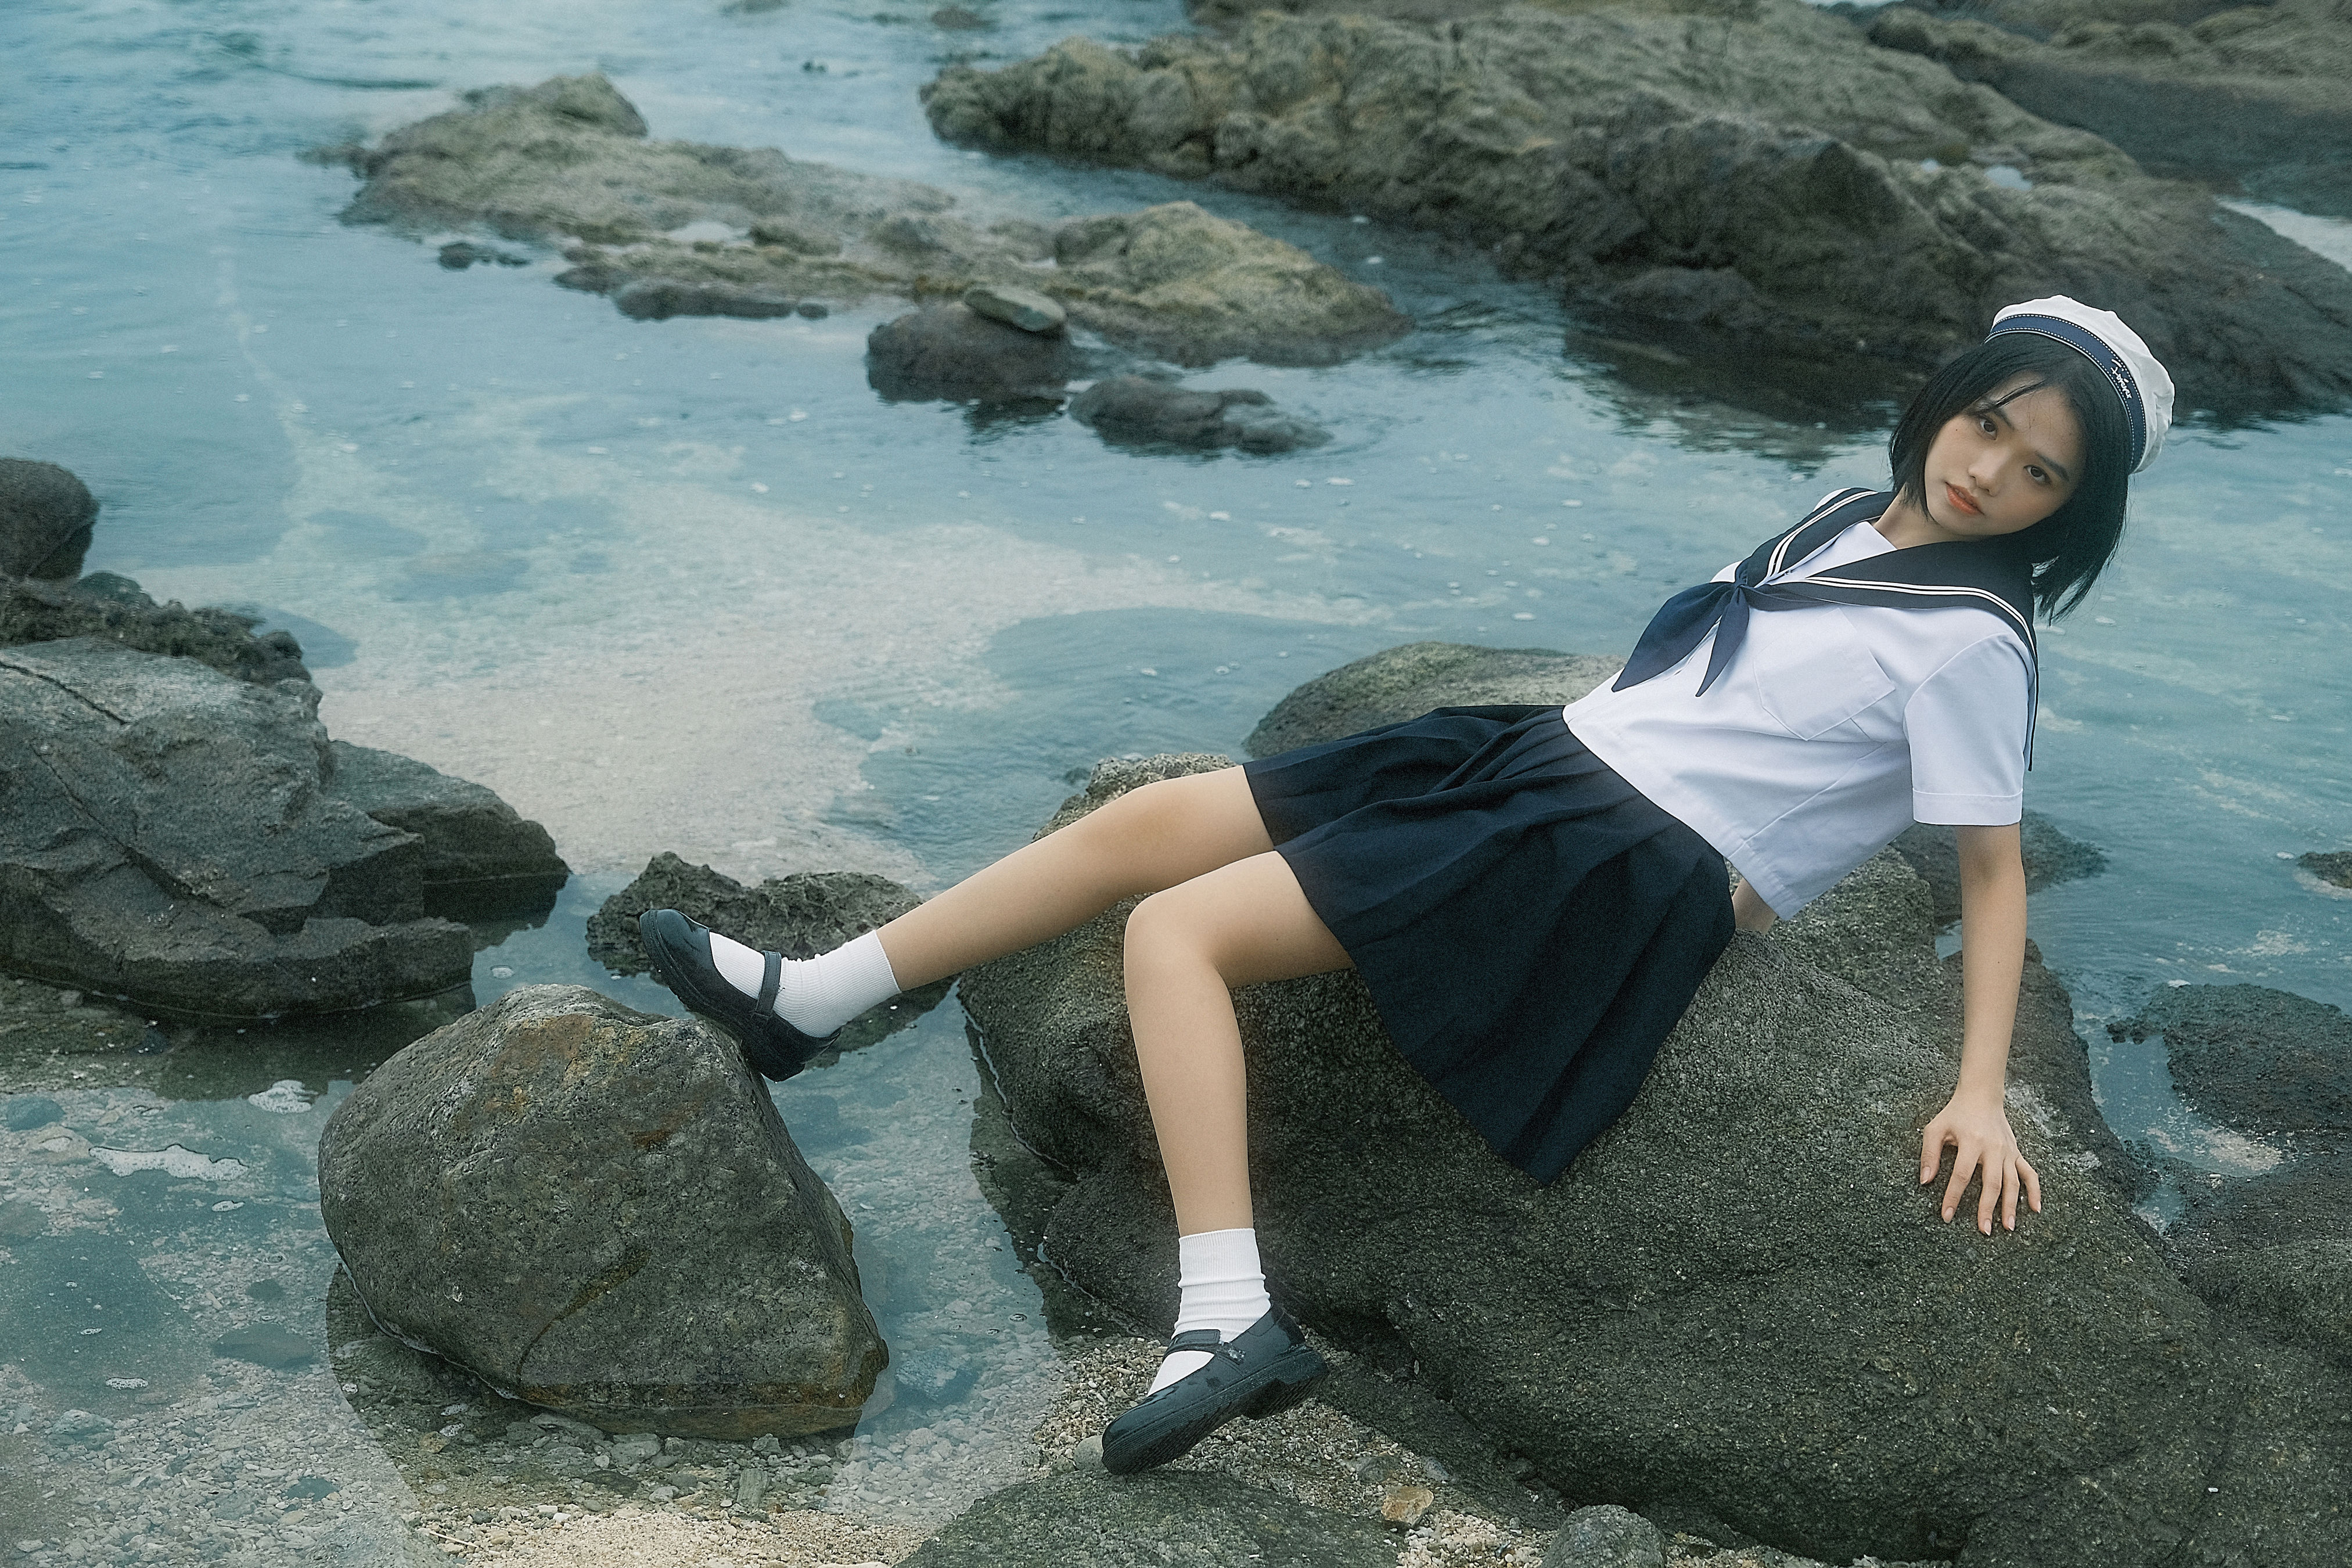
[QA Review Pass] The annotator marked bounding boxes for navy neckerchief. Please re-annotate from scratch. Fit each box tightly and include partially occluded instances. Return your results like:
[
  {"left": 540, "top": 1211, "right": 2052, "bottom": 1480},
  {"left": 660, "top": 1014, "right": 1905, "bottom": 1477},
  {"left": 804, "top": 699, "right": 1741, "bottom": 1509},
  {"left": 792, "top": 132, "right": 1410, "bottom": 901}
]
[{"left": 1612, "top": 487, "right": 2040, "bottom": 764}]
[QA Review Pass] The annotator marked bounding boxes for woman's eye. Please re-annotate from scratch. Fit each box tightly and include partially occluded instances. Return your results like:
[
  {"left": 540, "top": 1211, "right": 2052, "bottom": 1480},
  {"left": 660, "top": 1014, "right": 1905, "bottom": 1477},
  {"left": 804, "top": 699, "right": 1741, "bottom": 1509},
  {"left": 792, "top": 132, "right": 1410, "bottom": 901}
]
[
  {"left": 2026, "top": 466, "right": 2049, "bottom": 485},
  {"left": 1977, "top": 416, "right": 1998, "bottom": 435}
]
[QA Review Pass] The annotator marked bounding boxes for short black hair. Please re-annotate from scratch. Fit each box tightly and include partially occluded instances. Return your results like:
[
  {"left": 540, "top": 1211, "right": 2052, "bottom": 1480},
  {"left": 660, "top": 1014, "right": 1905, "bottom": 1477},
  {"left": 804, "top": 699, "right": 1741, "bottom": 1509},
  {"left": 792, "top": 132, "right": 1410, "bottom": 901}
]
[{"left": 1888, "top": 334, "right": 2133, "bottom": 620}]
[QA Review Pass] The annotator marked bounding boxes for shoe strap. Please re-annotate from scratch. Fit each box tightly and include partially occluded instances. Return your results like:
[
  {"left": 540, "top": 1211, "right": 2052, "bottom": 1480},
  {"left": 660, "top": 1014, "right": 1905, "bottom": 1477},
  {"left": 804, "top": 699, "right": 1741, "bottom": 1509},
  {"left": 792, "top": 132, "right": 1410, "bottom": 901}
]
[
  {"left": 1166, "top": 1328, "right": 1243, "bottom": 1362},
  {"left": 758, "top": 950, "right": 782, "bottom": 1016}
]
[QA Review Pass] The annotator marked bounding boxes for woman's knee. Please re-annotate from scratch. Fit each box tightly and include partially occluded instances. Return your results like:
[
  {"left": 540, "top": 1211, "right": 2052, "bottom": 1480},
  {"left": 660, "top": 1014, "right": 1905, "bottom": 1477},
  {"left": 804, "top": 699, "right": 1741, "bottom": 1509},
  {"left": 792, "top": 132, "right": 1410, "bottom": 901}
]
[{"left": 1122, "top": 886, "right": 1211, "bottom": 976}]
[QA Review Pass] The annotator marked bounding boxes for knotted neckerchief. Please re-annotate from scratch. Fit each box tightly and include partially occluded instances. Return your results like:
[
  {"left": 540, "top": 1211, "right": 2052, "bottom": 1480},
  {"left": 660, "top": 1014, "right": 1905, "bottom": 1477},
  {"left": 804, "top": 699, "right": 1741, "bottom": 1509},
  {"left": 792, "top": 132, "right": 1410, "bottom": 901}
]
[{"left": 1613, "top": 487, "right": 2040, "bottom": 763}]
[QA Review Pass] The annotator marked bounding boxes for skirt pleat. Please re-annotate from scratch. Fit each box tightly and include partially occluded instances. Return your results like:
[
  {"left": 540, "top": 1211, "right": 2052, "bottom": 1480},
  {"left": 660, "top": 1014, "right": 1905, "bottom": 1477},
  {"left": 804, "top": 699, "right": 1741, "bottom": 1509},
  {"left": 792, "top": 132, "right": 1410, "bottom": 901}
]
[{"left": 1244, "top": 704, "right": 1734, "bottom": 1182}]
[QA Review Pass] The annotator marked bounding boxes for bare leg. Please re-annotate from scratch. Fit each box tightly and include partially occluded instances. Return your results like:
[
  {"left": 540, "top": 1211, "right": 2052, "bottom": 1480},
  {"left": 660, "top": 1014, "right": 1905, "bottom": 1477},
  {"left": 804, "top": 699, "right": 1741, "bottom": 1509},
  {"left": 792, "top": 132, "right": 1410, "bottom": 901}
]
[
  {"left": 1121, "top": 853, "right": 1352, "bottom": 1233},
  {"left": 875, "top": 768, "right": 1274, "bottom": 990}
]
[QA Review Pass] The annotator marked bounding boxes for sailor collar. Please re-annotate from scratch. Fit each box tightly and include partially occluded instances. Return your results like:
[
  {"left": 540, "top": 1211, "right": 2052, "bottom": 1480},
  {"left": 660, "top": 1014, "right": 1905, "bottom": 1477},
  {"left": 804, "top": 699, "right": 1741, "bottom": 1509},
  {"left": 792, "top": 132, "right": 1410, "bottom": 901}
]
[{"left": 1613, "top": 487, "right": 2040, "bottom": 763}]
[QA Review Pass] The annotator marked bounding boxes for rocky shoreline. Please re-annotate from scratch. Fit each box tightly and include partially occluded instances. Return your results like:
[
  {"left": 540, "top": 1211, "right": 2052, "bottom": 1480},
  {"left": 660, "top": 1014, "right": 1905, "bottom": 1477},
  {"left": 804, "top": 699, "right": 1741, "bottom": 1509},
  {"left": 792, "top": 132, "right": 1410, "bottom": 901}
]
[
  {"left": 920, "top": 0, "right": 2352, "bottom": 416},
  {"left": 6, "top": 621, "right": 2349, "bottom": 1565}
]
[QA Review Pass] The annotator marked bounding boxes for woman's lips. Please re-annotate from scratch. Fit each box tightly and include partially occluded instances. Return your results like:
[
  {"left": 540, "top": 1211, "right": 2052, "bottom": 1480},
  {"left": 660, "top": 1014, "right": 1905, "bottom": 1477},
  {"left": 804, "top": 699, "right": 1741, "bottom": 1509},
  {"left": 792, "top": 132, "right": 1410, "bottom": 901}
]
[{"left": 1944, "top": 482, "right": 1983, "bottom": 517}]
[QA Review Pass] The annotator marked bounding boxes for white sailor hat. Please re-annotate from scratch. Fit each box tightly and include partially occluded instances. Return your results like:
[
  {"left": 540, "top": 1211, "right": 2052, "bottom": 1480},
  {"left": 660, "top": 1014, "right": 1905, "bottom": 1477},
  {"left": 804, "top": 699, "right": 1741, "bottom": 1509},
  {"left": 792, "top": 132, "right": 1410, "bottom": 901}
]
[{"left": 1988, "top": 296, "right": 2175, "bottom": 473}]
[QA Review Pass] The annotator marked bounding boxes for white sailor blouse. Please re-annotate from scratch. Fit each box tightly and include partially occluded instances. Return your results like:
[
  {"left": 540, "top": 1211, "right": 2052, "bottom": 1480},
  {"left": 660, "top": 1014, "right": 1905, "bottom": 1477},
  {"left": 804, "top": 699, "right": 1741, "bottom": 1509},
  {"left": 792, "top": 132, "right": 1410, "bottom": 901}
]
[{"left": 1563, "top": 488, "right": 2035, "bottom": 917}]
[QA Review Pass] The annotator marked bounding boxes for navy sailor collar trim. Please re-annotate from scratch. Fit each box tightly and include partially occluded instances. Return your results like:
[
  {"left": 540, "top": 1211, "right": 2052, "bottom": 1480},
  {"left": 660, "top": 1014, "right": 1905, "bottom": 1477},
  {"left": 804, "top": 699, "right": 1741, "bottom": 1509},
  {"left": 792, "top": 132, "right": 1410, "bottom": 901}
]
[{"left": 1615, "top": 487, "right": 2042, "bottom": 765}]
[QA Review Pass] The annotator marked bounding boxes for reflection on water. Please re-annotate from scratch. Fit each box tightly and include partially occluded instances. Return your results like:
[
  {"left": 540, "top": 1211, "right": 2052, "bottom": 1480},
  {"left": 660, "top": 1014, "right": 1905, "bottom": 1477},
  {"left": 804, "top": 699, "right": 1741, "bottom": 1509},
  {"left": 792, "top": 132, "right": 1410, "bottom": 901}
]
[{"left": 3, "top": 0, "right": 2351, "bottom": 1558}]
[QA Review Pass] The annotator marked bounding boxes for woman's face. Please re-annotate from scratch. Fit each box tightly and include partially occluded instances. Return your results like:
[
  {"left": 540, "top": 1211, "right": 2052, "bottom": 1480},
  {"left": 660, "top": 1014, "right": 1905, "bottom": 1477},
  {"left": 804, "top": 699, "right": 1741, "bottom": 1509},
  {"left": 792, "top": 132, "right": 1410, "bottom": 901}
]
[{"left": 1915, "top": 373, "right": 2086, "bottom": 544}]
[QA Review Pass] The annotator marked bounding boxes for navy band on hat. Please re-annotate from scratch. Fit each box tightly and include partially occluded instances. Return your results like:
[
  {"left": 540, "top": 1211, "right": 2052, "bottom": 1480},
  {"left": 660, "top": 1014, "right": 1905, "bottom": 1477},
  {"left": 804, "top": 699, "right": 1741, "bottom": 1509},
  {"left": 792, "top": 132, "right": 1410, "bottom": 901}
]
[{"left": 1987, "top": 312, "right": 2149, "bottom": 471}]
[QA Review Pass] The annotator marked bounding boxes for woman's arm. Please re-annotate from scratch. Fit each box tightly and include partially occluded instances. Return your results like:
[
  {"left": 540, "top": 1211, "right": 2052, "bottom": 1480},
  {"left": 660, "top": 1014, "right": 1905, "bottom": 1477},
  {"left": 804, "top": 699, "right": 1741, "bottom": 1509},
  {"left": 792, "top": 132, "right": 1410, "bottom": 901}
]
[
  {"left": 1918, "top": 821, "right": 2043, "bottom": 1233},
  {"left": 1731, "top": 875, "right": 1778, "bottom": 932}
]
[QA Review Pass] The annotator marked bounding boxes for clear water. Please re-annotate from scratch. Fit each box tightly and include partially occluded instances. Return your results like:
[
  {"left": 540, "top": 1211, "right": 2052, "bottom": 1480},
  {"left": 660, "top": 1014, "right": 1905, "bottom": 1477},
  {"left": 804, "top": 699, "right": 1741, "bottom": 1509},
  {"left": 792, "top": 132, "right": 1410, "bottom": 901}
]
[{"left": 3, "top": 0, "right": 2349, "bottom": 1552}]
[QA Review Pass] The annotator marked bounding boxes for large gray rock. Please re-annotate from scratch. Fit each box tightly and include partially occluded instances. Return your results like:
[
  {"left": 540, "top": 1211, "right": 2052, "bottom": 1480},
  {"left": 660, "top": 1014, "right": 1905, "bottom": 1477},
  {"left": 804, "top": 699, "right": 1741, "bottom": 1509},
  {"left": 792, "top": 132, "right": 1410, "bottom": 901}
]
[
  {"left": 866, "top": 303, "right": 1089, "bottom": 403},
  {"left": 1, "top": 573, "right": 308, "bottom": 686},
  {"left": 1071, "top": 375, "right": 1330, "bottom": 454},
  {"left": 898, "top": 1466, "right": 1398, "bottom": 1567},
  {"left": 317, "top": 984, "right": 885, "bottom": 1438},
  {"left": 921, "top": 1, "right": 2352, "bottom": 414},
  {"left": 323, "top": 740, "right": 569, "bottom": 918},
  {"left": 587, "top": 850, "right": 951, "bottom": 1056},
  {"left": 959, "top": 732, "right": 2352, "bottom": 1563},
  {"left": 1245, "top": 641, "right": 1620, "bottom": 758},
  {"left": 1870, "top": 0, "right": 2352, "bottom": 218},
  {"left": 335, "top": 75, "right": 1407, "bottom": 368},
  {"left": 0, "top": 459, "right": 99, "bottom": 581},
  {"left": 0, "top": 639, "right": 472, "bottom": 1020}
]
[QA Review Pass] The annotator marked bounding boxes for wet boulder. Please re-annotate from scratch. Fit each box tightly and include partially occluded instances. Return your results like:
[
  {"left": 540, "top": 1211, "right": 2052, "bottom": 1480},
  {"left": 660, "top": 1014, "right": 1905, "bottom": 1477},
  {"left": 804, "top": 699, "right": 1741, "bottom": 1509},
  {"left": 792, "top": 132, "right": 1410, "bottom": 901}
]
[
  {"left": 0, "top": 638, "right": 472, "bottom": 1020},
  {"left": 1, "top": 573, "right": 309, "bottom": 686},
  {"left": 318, "top": 984, "right": 886, "bottom": 1438},
  {"left": 866, "top": 303, "right": 1087, "bottom": 402},
  {"left": 587, "top": 851, "right": 949, "bottom": 1055},
  {"left": 0, "top": 459, "right": 100, "bottom": 581},
  {"left": 921, "top": 2, "right": 2352, "bottom": 413},
  {"left": 323, "top": 740, "right": 569, "bottom": 919},
  {"left": 1071, "top": 375, "right": 1329, "bottom": 454},
  {"left": 958, "top": 666, "right": 2352, "bottom": 1561}
]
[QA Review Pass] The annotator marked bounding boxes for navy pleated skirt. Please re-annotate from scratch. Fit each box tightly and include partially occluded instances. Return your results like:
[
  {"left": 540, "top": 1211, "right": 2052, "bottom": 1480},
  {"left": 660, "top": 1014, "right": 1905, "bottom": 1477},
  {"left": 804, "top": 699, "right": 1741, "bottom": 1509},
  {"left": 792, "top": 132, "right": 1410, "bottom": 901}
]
[{"left": 1244, "top": 704, "right": 1735, "bottom": 1184}]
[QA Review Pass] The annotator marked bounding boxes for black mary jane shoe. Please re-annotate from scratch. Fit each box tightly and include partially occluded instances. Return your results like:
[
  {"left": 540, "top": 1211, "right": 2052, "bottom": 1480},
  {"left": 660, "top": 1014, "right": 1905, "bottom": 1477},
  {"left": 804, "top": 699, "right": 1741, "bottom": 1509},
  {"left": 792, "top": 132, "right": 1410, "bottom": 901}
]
[
  {"left": 1100, "top": 1305, "right": 1328, "bottom": 1476},
  {"left": 636, "top": 908, "right": 833, "bottom": 1082}
]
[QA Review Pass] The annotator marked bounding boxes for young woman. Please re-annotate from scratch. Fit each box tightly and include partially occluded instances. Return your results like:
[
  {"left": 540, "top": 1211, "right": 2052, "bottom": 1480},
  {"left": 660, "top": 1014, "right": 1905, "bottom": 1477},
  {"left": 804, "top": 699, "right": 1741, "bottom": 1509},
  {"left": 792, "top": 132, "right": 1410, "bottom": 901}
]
[{"left": 639, "top": 296, "right": 2172, "bottom": 1476}]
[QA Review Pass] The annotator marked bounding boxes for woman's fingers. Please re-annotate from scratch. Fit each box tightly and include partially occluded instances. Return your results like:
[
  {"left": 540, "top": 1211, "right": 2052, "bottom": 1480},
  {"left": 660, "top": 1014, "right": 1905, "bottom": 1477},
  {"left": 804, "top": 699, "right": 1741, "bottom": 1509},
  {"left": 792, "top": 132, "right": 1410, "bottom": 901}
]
[
  {"left": 1975, "top": 1150, "right": 2004, "bottom": 1234},
  {"left": 1919, "top": 1117, "right": 1953, "bottom": 1185},
  {"left": 1941, "top": 1141, "right": 1981, "bottom": 1222},
  {"left": 2019, "top": 1153, "right": 2044, "bottom": 1214}
]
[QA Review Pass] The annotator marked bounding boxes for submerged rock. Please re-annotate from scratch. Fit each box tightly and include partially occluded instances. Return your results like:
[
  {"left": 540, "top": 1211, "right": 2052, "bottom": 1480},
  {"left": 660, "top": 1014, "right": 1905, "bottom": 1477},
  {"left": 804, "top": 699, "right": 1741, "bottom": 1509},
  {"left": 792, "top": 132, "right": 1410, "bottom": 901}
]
[
  {"left": 1, "top": 574, "right": 309, "bottom": 687},
  {"left": 2300, "top": 849, "right": 2352, "bottom": 890},
  {"left": 322, "top": 740, "right": 569, "bottom": 919},
  {"left": 1869, "top": 0, "right": 2352, "bottom": 218},
  {"left": 587, "top": 851, "right": 950, "bottom": 1055},
  {"left": 1070, "top": 375, "right": 1329, "bottom": 454},
  {"left": 866, "top": 303, "right": 1089, "bottom": 403},
  {"left": 956, "top": 656, "right": 2352, "bottom": 1563},
  {"left": 318, "top": 984, "right": 885, "bottom": 1438},
  {"left": 437, "top": 240, "right": 528, "bottom": 269},
  {"left": 336, "top": 74, "right": 1407, "bottom": 368},
  {"left": 0, "top": 459, "right": 99, "bottom": 581},
  {"left": 612, "top": 278, "right": 800, "bottom": 321},
  {"left": 921, "top": 1, "right": 2352, "bottom": 413},
  {"left": 0, "top": 639, "right": 472, "bottom": 1020},
  {"left": 898, "top": 1465, "right": 1397, "bottom": 1567}
]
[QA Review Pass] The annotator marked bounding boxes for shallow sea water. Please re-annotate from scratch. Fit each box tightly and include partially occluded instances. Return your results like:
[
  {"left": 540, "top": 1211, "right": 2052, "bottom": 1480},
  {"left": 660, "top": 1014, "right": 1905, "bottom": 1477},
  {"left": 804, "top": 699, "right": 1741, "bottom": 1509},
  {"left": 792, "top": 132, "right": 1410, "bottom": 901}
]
[{"left": 3, "top": 0, "right": 2350, "bottom": 1558}]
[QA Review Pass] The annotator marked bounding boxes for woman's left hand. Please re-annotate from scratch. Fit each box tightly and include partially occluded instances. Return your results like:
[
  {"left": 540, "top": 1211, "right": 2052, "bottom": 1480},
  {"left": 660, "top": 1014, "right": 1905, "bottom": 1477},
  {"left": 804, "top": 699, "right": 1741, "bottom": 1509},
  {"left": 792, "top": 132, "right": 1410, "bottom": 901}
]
[{"left": 1919, "top": 1088, "right": 2042, "bottom": 1235}]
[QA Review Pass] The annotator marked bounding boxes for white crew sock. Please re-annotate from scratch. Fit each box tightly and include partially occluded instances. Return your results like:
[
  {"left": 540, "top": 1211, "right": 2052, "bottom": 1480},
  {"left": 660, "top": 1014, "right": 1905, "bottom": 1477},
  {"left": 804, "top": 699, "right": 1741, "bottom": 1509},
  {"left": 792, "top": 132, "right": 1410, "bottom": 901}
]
[
  {"left": 1146, "top": 1227, "right": 1272, "bottom": 1394},
  {"left": 706, "top": 928, "right": 902, "bottom": 1038}
]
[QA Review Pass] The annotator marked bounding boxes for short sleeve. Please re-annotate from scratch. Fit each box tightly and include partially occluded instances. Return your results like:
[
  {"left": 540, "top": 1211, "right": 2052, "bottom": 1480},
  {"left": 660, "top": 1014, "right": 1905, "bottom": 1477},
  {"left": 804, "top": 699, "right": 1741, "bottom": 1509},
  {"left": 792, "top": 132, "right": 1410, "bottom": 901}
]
[{"left": 1904, "top": 634, "right": 2030, "bottom": 824}]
